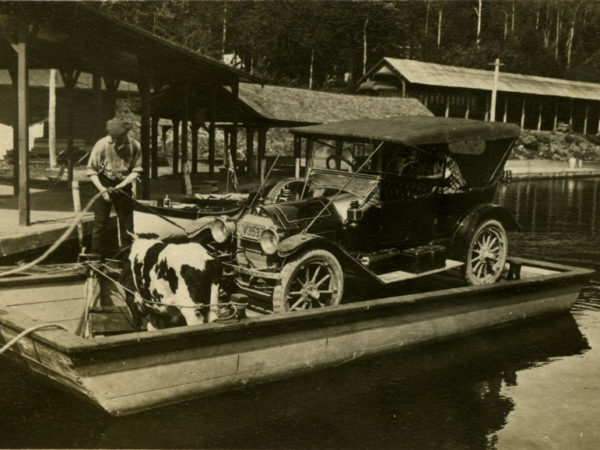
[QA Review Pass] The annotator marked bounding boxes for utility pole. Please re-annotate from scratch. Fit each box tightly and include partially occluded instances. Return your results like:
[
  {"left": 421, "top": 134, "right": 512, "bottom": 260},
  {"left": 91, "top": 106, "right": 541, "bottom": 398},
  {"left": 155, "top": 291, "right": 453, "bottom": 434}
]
[
  {"left": 363, "top": 17, "right": 368, "bottom": 76},
  {"left": 489, "top": 58, "right": 502, "bottom": 122},
  {"left": 437, "top": 8, "right": 443, "bottom": 48}
]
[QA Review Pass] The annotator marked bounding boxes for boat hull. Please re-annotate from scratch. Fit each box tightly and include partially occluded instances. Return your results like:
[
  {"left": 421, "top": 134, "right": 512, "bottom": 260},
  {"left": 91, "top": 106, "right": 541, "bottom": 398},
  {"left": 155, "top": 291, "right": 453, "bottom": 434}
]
[{"left": 0, "top": 258, "right": 593, "bottom": 415}]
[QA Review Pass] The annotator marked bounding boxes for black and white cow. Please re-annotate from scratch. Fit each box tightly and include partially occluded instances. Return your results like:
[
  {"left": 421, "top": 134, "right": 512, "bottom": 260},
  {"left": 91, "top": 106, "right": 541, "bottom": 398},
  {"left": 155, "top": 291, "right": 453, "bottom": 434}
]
[{"left": 124, "top": 234, "right": 223, "bottom": 330}]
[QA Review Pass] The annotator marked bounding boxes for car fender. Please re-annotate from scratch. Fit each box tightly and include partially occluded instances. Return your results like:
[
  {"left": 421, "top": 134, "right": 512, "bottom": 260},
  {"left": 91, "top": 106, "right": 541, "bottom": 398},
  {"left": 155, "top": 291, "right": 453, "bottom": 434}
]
[
  {"left": 277, "top": 233, "right": 384, "bottom": 284},
  {"left": 449, "top": 204, "right": 519, "bottom": 259}
]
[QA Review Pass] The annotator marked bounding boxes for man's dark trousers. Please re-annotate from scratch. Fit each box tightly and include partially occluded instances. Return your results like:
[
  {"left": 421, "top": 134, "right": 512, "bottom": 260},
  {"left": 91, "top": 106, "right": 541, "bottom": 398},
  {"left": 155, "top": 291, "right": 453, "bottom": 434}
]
[{"left": 91, "top": 179, "right": 134, "bottom": 258}]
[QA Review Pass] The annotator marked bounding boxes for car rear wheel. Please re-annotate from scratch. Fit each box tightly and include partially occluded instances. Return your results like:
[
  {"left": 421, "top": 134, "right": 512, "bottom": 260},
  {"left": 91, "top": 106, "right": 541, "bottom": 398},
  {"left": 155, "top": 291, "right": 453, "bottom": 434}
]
[
  {"left": 272, "top": 249, "right": 344, "bottom": 313},
  {"left": 463, "top": 219, "right": 508, "bottom": 285}
]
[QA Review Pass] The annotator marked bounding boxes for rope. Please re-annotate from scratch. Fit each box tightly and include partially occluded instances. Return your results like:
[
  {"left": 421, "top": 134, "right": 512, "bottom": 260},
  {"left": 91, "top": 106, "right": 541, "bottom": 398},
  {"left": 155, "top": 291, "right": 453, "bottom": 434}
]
[
  {"left": 0, "top": 323, "right": 68, "bottom": 355},
  {"left": 0, "top": 185, "right": 190, "bottom": 279},
  {"left": 0, "top": 188, "right": 108, "bottom": 278},
  {"left": 88, "top": 262, "right": 246, "bottom": 313}
]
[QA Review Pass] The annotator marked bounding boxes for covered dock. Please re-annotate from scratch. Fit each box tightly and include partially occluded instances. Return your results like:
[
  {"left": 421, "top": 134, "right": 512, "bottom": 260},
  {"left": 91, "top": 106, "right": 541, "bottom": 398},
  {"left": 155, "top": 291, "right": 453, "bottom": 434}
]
[
  {"left": 0, "top": 1, "right": 257, "bottom": 226},
  {"left": 358, "top": 58, "right": 600, "bottom": 135}
]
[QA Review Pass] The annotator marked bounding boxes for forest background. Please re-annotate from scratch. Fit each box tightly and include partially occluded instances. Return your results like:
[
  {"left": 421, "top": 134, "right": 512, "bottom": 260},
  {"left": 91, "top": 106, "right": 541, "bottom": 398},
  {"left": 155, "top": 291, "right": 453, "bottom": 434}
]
[
  {"left": 97, "top": 0, "right": 600, "bottom": 162},
  {"left": 100, "top": 0, "right": 600, "bottom": 92}
]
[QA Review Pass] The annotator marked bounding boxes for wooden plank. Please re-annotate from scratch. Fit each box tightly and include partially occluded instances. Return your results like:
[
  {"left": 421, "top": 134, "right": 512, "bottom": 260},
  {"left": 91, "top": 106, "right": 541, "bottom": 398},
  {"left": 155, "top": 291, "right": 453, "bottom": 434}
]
[
  {"left": 378, "top": 259, "right": 463, "bottom": 284},
  {"left": 0, "top": 282, "right": 84, "bottom": 305},
  {"left": 7, "top": 297, "right": 86, "bottom": 323}
]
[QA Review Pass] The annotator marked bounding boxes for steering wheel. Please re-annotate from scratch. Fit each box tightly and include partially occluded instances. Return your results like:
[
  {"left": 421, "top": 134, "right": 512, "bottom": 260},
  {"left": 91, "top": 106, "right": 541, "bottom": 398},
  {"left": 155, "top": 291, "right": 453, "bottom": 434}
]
[
  {"left": 264, "top": 178, "right": 306, "bottom": 204},
  {"left": 326, "top": 155, "right": 355, "bottom": 172},
  {"left": 397, "top": 160, "right": 420, "bottom": 176}
]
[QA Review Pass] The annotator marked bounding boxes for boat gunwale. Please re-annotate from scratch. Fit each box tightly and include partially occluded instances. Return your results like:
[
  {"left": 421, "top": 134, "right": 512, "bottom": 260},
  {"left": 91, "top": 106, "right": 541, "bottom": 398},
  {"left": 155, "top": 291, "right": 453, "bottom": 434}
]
[{"left": 0, "top": 257, "right": 594, "bottom": 357}]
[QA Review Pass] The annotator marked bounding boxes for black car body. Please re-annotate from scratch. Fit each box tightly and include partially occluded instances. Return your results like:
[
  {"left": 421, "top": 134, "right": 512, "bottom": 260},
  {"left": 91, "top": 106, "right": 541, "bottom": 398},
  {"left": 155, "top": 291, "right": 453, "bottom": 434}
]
[{"left": 207, "top": 116, "right": 520, "bottom": 312}]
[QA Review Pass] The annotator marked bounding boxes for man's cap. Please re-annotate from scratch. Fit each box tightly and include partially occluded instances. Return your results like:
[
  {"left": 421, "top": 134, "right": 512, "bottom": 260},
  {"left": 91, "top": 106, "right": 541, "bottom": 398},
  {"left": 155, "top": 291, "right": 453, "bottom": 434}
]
[{"left": 106, "top": 117, "right": 132, "bottom": 136}]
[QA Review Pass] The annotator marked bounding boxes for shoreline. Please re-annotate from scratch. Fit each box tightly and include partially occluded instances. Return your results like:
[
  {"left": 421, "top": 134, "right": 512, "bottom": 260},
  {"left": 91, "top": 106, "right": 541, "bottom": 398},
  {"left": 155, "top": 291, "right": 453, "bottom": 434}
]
[{"left": 505, "top": 160, "right": 600, "bottom": 180}]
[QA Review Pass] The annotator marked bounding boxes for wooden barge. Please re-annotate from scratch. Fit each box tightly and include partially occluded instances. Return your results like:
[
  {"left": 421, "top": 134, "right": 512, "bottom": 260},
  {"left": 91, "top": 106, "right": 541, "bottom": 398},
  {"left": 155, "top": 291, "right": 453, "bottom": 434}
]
[{"left": 0, "top": 258, "right": 593, "bottom": 416}]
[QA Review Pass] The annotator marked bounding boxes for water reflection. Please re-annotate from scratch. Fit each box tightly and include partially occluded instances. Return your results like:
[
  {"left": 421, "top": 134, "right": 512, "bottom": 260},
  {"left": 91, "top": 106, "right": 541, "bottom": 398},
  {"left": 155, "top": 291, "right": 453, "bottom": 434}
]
[
  {"left": 498, "top": 178, "right": 600, "bottom": 268},
  {"left": 0, "top": 315, "right": 588, "bottom": 449}
]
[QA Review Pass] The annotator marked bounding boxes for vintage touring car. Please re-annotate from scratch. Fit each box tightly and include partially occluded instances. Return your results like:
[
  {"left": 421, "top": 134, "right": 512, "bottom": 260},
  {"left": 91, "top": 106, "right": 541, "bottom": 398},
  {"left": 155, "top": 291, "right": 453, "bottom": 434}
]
[{"left": 206, "top": 116, "right": 521, "bottom": 312}]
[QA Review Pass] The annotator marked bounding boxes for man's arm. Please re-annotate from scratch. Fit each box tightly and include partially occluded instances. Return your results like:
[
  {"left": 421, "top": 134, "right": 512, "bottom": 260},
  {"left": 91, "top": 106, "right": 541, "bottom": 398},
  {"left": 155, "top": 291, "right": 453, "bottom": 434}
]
[{"left": 114, "top": 172, "right": 139, "bottom": 190}]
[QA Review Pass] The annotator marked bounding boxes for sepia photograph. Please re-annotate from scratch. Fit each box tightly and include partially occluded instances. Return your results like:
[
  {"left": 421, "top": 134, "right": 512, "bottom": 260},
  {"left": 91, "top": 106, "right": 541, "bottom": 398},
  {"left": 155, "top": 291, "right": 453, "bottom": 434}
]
[{"left": 0, "top": 0, "right": 598, "bottom": 448}]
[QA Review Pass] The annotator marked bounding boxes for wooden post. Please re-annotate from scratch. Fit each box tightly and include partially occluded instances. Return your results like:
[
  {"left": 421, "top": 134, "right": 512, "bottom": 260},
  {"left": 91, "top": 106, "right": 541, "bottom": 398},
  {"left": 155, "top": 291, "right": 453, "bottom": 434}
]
[
  {"left": 92, "top": 73, "right": 103, "bottom": 141},
  {"left": 151, "top": 115, "right": 159, "bottom": 179},
  {"left": 554, "top": 101, "right": 558, "bottom": 131},
  {"left": 520, "top": 97, "right": 526, "bottom": 128},
  {"left": 71, "top": 181, "right": 83, "bottom": 249},
  {"left": 306, "top": 138, "right": 314, "bottom": 175},
  {"left": 59, "top": 68, "right": 81, "bottom": 189},
  {"left": 191, "top": 121, "right": 199, "bottom": 174},
  {"left": 48, "top": 68, "right": 57, "bottom": 168},
  {"left": 231, "top": 83, "right": 239, "bottom": 171},
  {"left": 335, "top": 140, "right": 343, "bottom": 169},
  {"left": 172, "top": 118, "right": 180, "bottom": 175},
  {"left": 537, "top": 101, "right": 543, "bottom": 131},
  {"left": 569, "top": 100, "right": 574, "bottom": 128},
  {"left": 181, "top": 84, "right": 189, "bottom": 167},
  {"left": 503, "top": 97, "right": 508, "bottom": 123},
  {"left": 294, "top": 135, "right": 302, "bottom": 178},
  {"left": 444, "top": 93, "right": 450, "bottom": 118},
  {"left": 484, "top": 96, "right": 490, "bottom": 121},
  {"left": 161, "top": 125, "right": 169, "bottom": 169},
  {"left": 246, "top": 127, "right": 254, "bottom": 176},
  {"left": 208, "top": 87, "right": 217, "bottom": 177},
  {"left": 137, "top": 78, "right": 151, "bottom": 200},
  {"left": 490, "top": 58, "right": 501, "bottom": 122},
  {"left": 102, "top": 77, "right": 120, "bottom": 123},
  {"left": 181, "top": 86, "right": 189, "bottom": 193},
  {"left": 16, "top": 30, "right": 30, "bottom": 226},
  {"left": 8, "top": 69, "right": 19, "bottom": 197},
  {"left": 401, "top": 79, "right": 406, "bottom": 98},
  {"left": 465, "top": 94, "right": 470, "bottom": 119},
  {"left": 584, "top": 105, "right": 589, "bottom": 135},
  {"left": 258, "top": 127, "right": 267, "bottom": 183}
]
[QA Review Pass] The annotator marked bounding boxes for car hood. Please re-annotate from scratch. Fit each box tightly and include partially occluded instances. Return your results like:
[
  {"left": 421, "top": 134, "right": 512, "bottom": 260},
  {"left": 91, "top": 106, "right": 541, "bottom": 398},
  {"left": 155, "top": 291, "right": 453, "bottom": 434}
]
[{"left": 260, "top": 197, "right": 343, "bottom": 232}]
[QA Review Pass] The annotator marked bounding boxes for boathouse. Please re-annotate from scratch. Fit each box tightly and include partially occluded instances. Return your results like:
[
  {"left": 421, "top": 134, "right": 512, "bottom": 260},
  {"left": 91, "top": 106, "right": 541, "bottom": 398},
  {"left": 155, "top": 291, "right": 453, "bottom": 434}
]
[{"left": 357, "top": 58, "right": 600, "bottom": 135}]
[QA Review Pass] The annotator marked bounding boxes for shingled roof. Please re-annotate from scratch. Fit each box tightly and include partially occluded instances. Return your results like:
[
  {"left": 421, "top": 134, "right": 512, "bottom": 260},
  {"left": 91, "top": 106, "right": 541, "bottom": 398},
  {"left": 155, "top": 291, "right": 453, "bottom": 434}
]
[
  {"left": 362, "top": 58, "right": 600, "bottom": 101},
  {"left": 236, "top": 82, "right": 432, "bottom": 126}
]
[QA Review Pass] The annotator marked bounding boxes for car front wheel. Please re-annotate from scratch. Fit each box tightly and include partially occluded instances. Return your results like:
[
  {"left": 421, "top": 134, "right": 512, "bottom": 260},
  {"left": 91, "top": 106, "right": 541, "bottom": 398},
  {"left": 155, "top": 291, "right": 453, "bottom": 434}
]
[
  {"left": 272, "top": 249, "right": 344, "bottom": 313},
  {"left": 463, "top": 219, "right": 508, "bottom": 285}
]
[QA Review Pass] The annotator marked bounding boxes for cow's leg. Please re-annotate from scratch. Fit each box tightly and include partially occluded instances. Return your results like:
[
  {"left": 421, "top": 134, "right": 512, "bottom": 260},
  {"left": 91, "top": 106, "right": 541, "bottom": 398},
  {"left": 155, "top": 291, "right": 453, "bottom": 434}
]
[
  {"left": 207, "top": 283, "right": 220, "bottom": 323},
  {"left": 178, "top": 306, "right": 203, "bottom": 326}
]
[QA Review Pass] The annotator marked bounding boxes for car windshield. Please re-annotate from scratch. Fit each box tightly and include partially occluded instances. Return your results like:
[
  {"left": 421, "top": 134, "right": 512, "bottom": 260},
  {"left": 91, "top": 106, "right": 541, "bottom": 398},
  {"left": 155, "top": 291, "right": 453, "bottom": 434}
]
[{"left": 308, "top": 169, "right": 380, "bottom": 201}]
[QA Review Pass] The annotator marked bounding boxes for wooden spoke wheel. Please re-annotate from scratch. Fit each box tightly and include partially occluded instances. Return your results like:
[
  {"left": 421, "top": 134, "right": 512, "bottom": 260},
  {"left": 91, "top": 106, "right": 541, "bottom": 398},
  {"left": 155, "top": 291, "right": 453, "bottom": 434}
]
[
  {"left": 463, "top": 219, "right": 508, "bottom": 285},
  {"left": 273, "top": 249, "right": 344, "bottom": 313}
]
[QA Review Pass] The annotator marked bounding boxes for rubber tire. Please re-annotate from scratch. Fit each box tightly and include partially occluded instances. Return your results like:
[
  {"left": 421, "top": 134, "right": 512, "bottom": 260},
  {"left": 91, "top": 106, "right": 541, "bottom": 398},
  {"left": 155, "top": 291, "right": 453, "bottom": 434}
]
[
  {"left": 463, "top": 219, "right": 508, "bottom": 285},
  {"left": 272, "top": 249, "right": 344, "bottom": 313}
]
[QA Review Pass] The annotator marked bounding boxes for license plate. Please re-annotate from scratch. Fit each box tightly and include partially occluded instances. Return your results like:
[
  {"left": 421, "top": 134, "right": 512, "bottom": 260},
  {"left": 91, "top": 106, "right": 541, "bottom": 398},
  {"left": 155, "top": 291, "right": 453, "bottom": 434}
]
[{"left": 241, "top": 224, "right": 263, "bottom": 240}]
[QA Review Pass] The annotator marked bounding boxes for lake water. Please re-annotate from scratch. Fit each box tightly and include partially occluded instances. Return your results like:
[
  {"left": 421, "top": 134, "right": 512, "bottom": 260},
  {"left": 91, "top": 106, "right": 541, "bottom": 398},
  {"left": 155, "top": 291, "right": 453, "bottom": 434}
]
[{"left": 1, "top": 177, "right": 600, "bottom": 449}]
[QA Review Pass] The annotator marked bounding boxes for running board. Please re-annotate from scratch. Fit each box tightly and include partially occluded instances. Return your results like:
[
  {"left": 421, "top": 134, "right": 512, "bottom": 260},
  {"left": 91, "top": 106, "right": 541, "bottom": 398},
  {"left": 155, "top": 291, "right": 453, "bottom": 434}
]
[{"left": 376, "top": 259, "right": 464, "bottom": 284}]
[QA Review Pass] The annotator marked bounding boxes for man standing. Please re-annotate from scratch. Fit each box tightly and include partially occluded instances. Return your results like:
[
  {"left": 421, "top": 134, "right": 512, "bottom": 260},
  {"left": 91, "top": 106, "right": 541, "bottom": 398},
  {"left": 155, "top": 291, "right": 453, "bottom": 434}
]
[{"left": 87, "top": 117, "right": 142, "bottom": 258}]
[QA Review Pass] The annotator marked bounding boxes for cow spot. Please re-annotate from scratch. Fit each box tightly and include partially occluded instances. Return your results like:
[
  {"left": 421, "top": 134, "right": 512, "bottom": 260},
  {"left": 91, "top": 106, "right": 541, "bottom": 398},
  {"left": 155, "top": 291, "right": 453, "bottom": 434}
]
[{"left": 156, "top": 258, "right": 179, "bottom": 293}]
